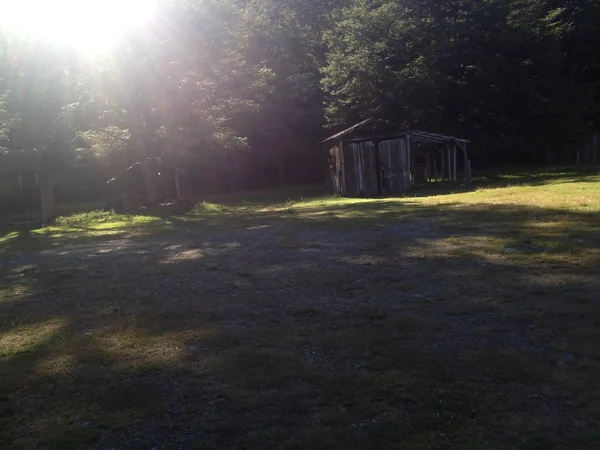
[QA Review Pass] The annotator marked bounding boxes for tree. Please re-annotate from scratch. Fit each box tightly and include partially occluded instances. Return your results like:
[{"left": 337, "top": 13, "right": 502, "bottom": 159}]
[{"left": 321, "top": 0, "right": 597, "bottom": 164}]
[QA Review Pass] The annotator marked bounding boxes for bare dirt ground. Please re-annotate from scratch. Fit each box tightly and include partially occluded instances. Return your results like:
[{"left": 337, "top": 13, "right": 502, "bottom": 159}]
[{"left": 2, "top": 194, "right": 600, "bottom": 449}]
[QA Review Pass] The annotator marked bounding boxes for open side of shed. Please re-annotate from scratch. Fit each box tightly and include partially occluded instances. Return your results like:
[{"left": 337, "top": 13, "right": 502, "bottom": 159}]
[{"left": 321, "top": 119, "right": 471, "bottom": 197}]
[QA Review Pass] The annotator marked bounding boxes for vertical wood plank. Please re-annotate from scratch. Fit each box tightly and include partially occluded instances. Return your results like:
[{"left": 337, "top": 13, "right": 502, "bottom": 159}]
[
  {"left": 441, "top": 148, "right": 446, "bottom": 182},
  {"left": 406, "top": 134, "right": 412, "bottom": 189},
  {"left": 374, "top": 141, "right": 382, "bottom": 196},
  {"left": 447, "top": 146, "right": 451, "bottom": 181},
  {"left": 339, "top": 141, "right": 346, "bottom": 195},
  {"left": 453, "top": 145, "right": 457, "bottom": 181}
]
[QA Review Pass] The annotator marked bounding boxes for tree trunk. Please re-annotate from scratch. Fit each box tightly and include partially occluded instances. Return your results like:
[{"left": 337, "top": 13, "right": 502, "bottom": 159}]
[
  {"left": 127, "top": 107, "right": 156, "bottom": 204},
  {"left": 175, "top": 170, "right": 182, "bottom": 200},
  {"left": 39, "top": 171, "right": 55, "bottom": 225},
  {"left": 593, "top": 131, "right": 600, "bottom": 166},
  {"left": 278, "top": 158, "right": 285, "bottom": 187},
  {"left": 139, "top": 156, "right": 157, "bottom": 204}
]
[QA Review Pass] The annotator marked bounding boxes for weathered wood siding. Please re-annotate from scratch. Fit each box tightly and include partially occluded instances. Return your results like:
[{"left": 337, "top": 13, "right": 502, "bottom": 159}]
[
  {"left": 344, "top": 141, "right": 376, "bottom": 196},
  {"left": 327, "top": 143, "right": 343, "bottom": 194},
  {"left": 328, "top": 137, "right": 411, "bottom": 197},
  {"left": 379, "top": 138, "right": 411, "bottom": 193}
]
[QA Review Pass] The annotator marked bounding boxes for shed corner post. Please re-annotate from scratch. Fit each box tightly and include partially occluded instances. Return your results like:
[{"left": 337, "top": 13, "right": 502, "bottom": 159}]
[
  {"left": 339, "top": 140, "right": 346, "bottom": 196},
  {"left": 446, "top": 145, "right": 451, "bottom": 182},
  {"left": 453, "top": 144, "right": 457, "bottom": 181},
  {"left": 439, "top": 146, "right": 446, "bottom": 182},
  {"left": 406, "top": 133, "right": 412, "bottom": 189},
  {"left": 432, "top": 148, "right": 439, "bottom": 182}
]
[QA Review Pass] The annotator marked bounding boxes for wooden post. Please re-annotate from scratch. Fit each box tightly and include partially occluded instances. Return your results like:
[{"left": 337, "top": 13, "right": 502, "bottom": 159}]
[
  {"left": 406, "top": 134, "right": 412, "bottom": 188},
  {"left": 339, "top": 141, "right": 346, "bottom": 196},
  {"left": 433, "top": 150, "right": 439, "bottom": 182},
  {"left": 453, "top": 145, "right": 457, "bottom": 181},
  {"left": 441, "top": 147, "right": 446, "bottom": 181},
  {"left": 447, "top": 146, "right": 451, "bottom": 181}
]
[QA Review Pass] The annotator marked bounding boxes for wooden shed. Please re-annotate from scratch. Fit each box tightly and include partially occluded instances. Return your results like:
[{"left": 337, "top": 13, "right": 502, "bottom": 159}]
[{"left": 321, "top": 119, "right": 471, "bottom": 197}]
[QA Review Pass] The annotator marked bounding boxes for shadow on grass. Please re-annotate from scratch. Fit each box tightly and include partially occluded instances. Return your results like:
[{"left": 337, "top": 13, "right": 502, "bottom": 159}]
[
  {"left": 408, "top": 165, "right": 600, "bottom": 198},
  {"left": 475, "top": 165, "right": 600, "bottom": 186},
  {"left": 1, "top": 194, "right": 600, "bottom": 448},
  {"left": 3, "top": 194, "right": 600, "bottom": 258}
]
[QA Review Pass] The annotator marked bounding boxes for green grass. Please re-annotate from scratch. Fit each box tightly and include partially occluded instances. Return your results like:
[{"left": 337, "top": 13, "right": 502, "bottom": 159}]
[{"left": 1, "top": 166, "right": 600, "bottom": 449}]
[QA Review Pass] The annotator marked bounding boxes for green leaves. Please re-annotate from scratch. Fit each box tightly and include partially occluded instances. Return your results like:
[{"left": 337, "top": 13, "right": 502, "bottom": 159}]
[{"left": 321, "top": 0, "right": 598, "bottom": 162}]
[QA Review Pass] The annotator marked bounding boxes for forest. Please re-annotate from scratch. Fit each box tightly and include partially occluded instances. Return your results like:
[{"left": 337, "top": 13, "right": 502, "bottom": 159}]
[{"left": 1, "top": 0, "right": 599, "bottom": 200}]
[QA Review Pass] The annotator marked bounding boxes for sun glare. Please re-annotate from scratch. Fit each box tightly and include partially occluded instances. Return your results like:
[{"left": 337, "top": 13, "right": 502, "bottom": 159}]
[{"left": 0, "top": 0, "right": 157, "bottom": 52}]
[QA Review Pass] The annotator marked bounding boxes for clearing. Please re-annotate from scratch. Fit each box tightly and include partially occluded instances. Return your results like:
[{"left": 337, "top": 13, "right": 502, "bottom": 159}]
[{"left": 1, "top": 167, "right": 600, "bottom": 449}]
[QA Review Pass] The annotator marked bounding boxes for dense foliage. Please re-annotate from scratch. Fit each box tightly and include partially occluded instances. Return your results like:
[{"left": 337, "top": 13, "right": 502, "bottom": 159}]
[{"left": 1, "top": 0, "right": 599, "bottom": 197}]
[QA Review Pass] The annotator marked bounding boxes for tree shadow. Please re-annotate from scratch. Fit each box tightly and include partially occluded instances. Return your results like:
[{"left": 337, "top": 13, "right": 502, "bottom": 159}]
[{"left": 1, "top": 198, "right": 600, "bottom": 448}]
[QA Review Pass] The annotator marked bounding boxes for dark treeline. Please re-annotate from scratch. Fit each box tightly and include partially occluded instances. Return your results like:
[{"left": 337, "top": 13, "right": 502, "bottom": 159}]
[{"left": 1, "top": 0, "right": 599, "bottom": 199}]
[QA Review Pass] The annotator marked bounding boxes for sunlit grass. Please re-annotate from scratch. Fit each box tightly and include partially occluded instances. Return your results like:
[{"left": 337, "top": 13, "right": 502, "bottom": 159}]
[
  {"left": 0, "top": 231, "right": 19, "bottom": 244},
  {"left": 2, "top": 167, "right": 598, "bottom": 248},
  {"left": 0, "top": 319, "right": 66, "bottom": 357}
]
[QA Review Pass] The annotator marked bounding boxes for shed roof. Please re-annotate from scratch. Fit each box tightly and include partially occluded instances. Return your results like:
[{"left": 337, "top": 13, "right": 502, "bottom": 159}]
[
  {"left": 320, "top": 119, "right": 469, "bottom": 146},
  {"left": 319, "top": 118, "right": 375, "bottom": 144},
  {"left": 409, "top": 130, "right": 470, "bottom": 145}
]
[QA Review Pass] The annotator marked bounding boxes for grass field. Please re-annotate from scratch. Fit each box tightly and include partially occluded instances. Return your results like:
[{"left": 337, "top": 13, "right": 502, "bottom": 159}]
[{"left": 1, "top": 166, "right": 600, "bottom": 449}]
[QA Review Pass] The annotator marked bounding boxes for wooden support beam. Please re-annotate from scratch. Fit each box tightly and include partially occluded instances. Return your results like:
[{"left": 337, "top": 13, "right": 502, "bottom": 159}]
[
  {"left": 339, "top": 142, "right": 346, "bottom": 196},
  {"left": 440, "top": 147, "right": 446, "bottom": 181},
  {"left": 447, "top": 146, "right": 451, "bottom": 181},
  {"left": 433, "top": 150, "right": 439, "bottom": 182},
  {"left": 406, "top": 134, "right": 412, "bottom": 189},
  {"left": 426, "top": 154, "right": 431, "bottom": 182},
  {"left": 453, "top": 145, "right": 457, "bottom": 181}
]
